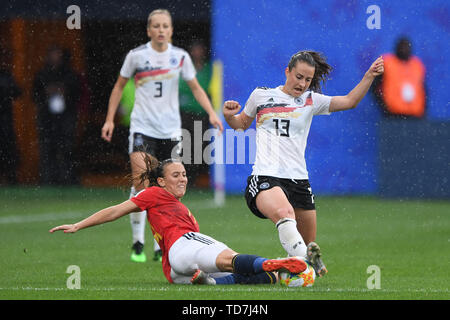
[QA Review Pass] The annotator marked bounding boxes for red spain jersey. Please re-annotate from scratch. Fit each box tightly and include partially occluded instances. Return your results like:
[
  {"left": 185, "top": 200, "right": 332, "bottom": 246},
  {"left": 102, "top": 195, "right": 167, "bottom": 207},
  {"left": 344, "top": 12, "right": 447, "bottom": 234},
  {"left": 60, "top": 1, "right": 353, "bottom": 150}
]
[{"left": 130, "top": 186, "right": 199, "bottom": 282}]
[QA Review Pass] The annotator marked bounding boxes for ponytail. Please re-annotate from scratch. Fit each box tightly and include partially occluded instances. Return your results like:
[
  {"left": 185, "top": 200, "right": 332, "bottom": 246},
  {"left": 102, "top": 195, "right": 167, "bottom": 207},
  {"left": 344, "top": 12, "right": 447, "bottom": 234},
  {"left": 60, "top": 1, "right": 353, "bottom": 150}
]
[{"left": 137, "top": 155, "right": 182, "bottom": 187}]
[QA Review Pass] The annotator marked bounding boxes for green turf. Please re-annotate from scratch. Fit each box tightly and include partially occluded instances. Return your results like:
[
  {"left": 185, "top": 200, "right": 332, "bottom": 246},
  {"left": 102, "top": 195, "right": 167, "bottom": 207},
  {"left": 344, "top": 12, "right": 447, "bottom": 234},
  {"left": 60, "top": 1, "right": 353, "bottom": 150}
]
[{"left": 0, "top": 186, "right": 448, "bottom": 300}]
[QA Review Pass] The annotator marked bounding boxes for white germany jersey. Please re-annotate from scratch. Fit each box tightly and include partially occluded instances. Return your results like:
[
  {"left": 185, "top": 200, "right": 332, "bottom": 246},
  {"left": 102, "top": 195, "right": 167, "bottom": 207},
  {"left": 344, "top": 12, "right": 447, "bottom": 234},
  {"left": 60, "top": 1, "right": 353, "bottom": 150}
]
[
  {"left": 120, "top": 42, "right": 196, "bottom": 139},
  {"left": 243, "top": 86, "right": 332, "bottom": 179}
]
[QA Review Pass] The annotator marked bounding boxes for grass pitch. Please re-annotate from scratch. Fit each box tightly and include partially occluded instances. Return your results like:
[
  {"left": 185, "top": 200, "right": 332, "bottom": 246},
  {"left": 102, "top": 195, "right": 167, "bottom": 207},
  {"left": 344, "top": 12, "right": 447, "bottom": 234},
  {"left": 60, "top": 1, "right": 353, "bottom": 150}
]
[{"left": 0, "top": 186, "right": 448, "bottom": 300}]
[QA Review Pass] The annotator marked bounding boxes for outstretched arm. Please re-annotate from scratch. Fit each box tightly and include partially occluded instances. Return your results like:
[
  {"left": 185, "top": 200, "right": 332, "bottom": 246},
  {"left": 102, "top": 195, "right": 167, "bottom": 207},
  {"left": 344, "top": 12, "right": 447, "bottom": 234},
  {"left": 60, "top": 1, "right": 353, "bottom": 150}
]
[
  {"left": 329, "top": 56, "right": 384, "bottom": 112},
  {"left": 49, "top": 200, "right": 141, "bottom": 234}
]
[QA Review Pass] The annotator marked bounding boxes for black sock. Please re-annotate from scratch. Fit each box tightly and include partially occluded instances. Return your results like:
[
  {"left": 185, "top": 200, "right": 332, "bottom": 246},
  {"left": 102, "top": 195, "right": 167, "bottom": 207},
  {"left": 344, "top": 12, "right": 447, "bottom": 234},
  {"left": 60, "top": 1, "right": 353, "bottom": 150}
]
[{"left": 232, "top": 254, "right": 267, "bottom": 274}]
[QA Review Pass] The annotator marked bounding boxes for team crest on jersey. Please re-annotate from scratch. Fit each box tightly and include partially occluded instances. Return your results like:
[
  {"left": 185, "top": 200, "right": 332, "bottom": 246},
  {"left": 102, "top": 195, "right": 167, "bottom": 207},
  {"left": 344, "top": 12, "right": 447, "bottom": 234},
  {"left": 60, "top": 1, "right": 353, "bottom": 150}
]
[
  {"left": 170, "top": 57, "right": 178, "bottom": 66},
  {"left": 295, "top": 92, "right": 313, "bottom": 107},
  {"left": 259, "top": 182, "right": 270, "bottom": 190}
]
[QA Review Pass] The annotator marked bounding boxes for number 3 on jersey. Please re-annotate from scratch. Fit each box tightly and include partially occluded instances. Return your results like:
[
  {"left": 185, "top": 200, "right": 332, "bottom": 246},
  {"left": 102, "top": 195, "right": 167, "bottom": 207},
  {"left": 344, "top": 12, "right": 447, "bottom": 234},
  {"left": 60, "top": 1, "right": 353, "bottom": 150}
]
[
  {"left": 154, "top": 81, "right": 162, "bottom": 97},
  {"left": 273, "top": 119, "right": 290, "bottom": 137}
]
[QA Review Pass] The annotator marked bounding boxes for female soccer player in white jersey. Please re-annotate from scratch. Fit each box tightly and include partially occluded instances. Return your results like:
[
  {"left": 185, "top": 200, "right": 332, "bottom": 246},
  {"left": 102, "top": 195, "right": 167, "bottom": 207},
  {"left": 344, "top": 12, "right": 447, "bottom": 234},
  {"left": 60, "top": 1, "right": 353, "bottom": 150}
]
[
  {"left": 223, "top": 51, "right": 384, "bottom": 277},
  {"left": 101, "top": 9, "right": 223, "bottom": 263}
]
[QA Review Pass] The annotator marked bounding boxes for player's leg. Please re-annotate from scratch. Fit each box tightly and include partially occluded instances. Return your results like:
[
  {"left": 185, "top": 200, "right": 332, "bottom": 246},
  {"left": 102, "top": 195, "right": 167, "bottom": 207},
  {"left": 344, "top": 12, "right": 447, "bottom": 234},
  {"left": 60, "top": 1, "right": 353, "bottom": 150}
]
[
  {"left": 294, "top": 208, "right": 317, "bottom": 245},
  {"left": 170, "top": 233, "right": 306, "bottom": 285},
  {"left": 254, "top": 186, "right": 308, "bottom": 258},
  {"left": 168, "top": 233, "right": 274, "bottom": 285},
  {"left": 293, "top": 209, "right": 327, "bottom": 277},
  {"left": 129, "top": 150, "right": 150, "bottom": 262},
  {"left": 291, "top": 180, "right": 327, "bottom": 277},
  {"left": 205, "top": 249, "right": 306, "bottom": 285}
]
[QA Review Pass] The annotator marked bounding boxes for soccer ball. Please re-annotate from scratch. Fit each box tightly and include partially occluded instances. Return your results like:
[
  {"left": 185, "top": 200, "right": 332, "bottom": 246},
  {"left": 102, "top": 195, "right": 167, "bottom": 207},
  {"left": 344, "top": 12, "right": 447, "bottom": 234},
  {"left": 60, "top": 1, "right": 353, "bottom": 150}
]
[{"left": 279, "top": 258, "right": 316, "bottom": 288}]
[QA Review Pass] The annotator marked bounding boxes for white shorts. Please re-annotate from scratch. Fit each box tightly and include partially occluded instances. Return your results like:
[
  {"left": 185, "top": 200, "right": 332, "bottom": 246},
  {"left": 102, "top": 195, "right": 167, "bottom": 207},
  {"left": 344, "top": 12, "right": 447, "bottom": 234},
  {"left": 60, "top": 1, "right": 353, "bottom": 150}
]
[{"left": 169, "top": 232, "right": 229, "bottom": 284}]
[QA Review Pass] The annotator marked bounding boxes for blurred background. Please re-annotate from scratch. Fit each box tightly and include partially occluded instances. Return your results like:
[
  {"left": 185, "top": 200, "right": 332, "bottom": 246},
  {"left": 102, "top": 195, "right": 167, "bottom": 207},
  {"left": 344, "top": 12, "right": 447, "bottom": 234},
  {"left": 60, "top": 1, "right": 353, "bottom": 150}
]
[{"left": 0, "top": 0, "right": 449, "bottom": 200}]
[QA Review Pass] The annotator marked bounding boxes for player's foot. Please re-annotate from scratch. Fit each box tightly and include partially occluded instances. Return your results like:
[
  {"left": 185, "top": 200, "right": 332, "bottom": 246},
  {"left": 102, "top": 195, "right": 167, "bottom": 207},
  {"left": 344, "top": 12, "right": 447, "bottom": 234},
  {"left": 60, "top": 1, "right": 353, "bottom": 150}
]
[
  {"left": 153, "top": 249, "right": 162, "bottom": 262},
  {"left": 262, "top": 256, "right": 307, "bottom": 274},
  {"left": 130, "top": 241, "right": 147, "bottom": 263},
  {"left": 306, "top": 242, "right": 327, "bottom": 277},
  {"left": 191, "top": 270, "right": 216, "bottom": 285}
]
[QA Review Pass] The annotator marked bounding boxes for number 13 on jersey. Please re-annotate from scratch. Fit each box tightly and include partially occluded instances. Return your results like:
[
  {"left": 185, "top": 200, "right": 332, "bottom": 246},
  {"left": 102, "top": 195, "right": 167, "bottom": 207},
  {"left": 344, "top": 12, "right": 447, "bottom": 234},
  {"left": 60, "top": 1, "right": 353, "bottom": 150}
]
[{"left": 273, "top": 119, "right": 290, "bottom": 137}]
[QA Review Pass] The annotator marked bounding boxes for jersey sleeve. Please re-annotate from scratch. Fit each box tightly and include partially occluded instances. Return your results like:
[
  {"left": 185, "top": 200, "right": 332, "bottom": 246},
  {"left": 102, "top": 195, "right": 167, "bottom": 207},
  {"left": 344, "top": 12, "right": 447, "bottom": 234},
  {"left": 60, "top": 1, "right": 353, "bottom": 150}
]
[
  {"left": 311, "top": 92, "right": 332, "bottom": 115},
  {"left": 119, "top": 51, "right": 135, "bottom": 79},
  {"left": 180, "top": 52, "right": 196, "bottom": 82},
  {"left": 129, "top": 188, "right": 155, "bottom": 211},
  {"left": 243, "top": 89, "right": 259, "bottom": 118}
]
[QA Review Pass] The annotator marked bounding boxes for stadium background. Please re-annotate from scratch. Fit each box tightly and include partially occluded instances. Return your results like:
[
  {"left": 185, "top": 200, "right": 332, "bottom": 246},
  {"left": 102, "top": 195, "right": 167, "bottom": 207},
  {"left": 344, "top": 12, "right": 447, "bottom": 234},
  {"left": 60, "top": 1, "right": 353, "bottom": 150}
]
[{"left": 0, "top": 0, "right": 449, "bottom": 199}]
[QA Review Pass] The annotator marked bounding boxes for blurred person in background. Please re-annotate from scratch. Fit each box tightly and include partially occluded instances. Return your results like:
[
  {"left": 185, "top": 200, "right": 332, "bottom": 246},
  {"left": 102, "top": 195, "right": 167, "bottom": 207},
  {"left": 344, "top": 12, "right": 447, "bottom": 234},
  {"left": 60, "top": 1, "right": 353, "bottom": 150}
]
[
  {"left": 179, "top": 40, "right": 212, "bottom": 188},
  {"left": 373, "top": 36, "right": 426, "bottom": 118},
  {"left": 32, "top": 46, "right": 81, "bottom": 185},
  {"left": 0, "top": 47, "right": 22, "bottom": 185},
  {"left": 100, "top": 9, "right": 223, "bottom": 263}
]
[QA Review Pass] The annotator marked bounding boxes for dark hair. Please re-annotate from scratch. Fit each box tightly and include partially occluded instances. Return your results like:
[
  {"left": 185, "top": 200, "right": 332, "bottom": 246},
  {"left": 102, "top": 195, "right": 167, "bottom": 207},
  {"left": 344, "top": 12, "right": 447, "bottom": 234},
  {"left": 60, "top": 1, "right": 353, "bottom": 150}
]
[
  {"left": 137, "top": 155, "right": 182, "bottom": 187},
  {"left": 287, "top": 50, "right": 332, "bottom": 93}
]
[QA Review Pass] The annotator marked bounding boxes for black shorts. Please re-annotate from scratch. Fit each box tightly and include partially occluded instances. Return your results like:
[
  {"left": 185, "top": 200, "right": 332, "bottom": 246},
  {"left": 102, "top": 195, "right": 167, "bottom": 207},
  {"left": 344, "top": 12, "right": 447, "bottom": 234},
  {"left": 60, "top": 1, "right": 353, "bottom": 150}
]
[
  {"left": 129, "top": 132, "right": 182, "bottom": 160},
  {"left": 244, "top": 175, "right": 316, "bottom": 219}
]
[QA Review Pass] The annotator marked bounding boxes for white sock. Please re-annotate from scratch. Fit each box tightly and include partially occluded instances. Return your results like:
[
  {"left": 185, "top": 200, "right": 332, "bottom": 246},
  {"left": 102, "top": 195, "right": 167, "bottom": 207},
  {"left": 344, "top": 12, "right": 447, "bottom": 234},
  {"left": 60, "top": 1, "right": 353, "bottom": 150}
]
[
  {"left": 129, "top": 186, "right": 146, "bottom": 244},
  {"left": 154, "top": 239, "right": 160, "bottom": 251},
  {"left": 276, "top": 218, "right": 307, "bottom": 258}
]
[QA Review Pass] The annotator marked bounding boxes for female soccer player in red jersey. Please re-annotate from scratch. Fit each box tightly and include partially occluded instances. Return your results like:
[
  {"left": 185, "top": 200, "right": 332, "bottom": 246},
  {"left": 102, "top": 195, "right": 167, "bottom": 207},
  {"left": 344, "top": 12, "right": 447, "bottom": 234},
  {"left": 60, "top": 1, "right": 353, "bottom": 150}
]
[
  {"left": 49, "top": 158, "right": 306, "bottom": 285},
  {"left": 101, "top": 9, "right": 223, "bottom": 263},
  {"left": 223, "top": 51, "right": 384, "bottom": 277}
]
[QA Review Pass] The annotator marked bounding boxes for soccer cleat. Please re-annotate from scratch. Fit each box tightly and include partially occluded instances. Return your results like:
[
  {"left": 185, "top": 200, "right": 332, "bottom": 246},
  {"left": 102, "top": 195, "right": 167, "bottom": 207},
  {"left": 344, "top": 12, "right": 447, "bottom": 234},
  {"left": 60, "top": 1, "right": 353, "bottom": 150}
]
[
  {"left": 191, "top": 270, "right": 216, "bottom": 285},
  {"left": 306, "top": 242, "right": 328, "bottom": 277},
  {"left": 131, "top": 241, "right": 147, "bottom": 263},
  {"left": 262, "top": 256, "right": 307, "bottom": 274},
  {"left": 153, "top": 249, "right": 162, "bottom": 262}
]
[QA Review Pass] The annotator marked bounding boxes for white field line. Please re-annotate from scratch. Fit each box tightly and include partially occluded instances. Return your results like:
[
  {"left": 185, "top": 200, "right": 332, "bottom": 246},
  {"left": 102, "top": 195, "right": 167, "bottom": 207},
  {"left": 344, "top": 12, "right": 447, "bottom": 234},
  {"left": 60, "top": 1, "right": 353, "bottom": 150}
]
[
  {"left": 0, "top": 286, "right": 448, "bottom": 294},
  {"left": 0, "top": 200, "right": 218, "bottom": 225},
  {"left": 0, "top": 212, "right": 86, "bottom": 224}
]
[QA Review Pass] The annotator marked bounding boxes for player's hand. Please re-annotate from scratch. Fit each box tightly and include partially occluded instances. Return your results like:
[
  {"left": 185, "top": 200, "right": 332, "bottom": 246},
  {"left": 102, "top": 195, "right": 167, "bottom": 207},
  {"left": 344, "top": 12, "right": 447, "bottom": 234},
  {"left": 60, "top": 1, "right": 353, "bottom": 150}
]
[
  {"left": 101, "top": 121, "right": 115, "bottom": 142},
  {"left": 209, "top": 112, "right": 224, "bottom": 133},
  {"left": 49, "top": 224, "right": 79, "bottom": 234},
  {"left": 367, "top": 56, "right": 384, "bottom": 78},
  {"left": 222, "top": 100, "right": 241, "bottom": 119}
]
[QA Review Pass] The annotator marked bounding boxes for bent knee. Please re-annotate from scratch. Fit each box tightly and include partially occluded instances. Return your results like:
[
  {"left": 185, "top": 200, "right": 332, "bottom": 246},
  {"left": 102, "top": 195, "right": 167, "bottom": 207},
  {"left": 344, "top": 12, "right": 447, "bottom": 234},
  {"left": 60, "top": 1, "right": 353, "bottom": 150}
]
[
  {"left": 215, "top": 248, "right": 237, "bottom": 272},
  {"left": 269, "top": 207, "right": 295, "bottom": 224}
]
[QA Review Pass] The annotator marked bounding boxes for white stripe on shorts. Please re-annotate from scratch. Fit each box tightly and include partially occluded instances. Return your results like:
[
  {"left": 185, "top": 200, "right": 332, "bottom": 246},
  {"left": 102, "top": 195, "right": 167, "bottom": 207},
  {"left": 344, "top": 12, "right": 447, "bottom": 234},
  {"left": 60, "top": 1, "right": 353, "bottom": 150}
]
[{"left": 249, "top": 175, "right": 259, "bottom": 197}]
